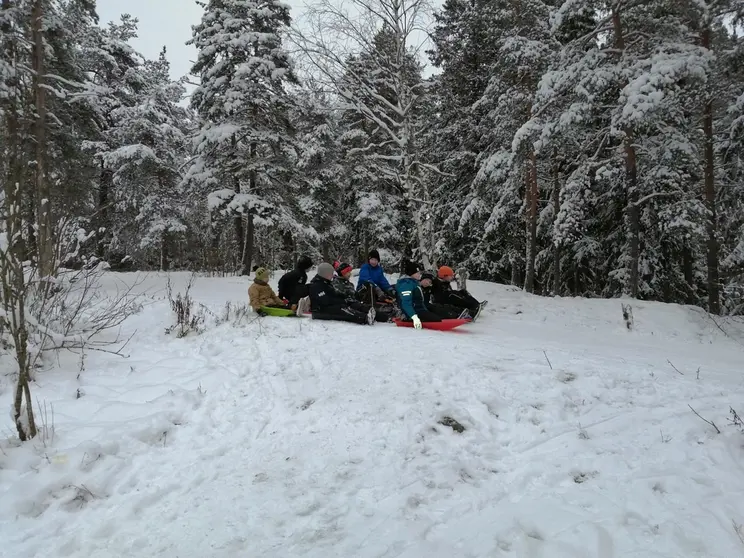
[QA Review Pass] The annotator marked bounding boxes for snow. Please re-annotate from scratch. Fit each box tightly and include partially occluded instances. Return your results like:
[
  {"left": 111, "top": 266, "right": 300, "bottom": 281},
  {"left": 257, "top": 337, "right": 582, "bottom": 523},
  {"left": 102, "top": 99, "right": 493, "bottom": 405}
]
[{"left": 2, "top": 272, "right": 744, "bottom": 557}]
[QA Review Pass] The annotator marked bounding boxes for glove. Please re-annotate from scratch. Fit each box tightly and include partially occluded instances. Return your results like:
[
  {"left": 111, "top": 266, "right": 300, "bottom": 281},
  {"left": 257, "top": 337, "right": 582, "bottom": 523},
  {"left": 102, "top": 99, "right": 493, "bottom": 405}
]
[
  {"left": 256, "top": 309, "right": 267, "bottom": 317},
  {"left": 412, "top": 315, "right": 422, "bottom": 329}
]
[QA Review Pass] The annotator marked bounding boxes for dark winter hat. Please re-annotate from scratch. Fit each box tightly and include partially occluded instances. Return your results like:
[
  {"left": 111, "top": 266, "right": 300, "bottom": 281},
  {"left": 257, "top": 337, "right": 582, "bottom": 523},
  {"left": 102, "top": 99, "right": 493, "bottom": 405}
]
[
  {"left": 317, "top": 262, "right": 335, "bottom": 279},
  {"left": 297, "top": 255, "right": 313, "bottom": 270},
  {"left": 404, "top": 260, "right": 424, "bottom": 277},
  {"left": 368, "top": 249, "right": 380, "bottom": 261},
  {"left": 420, "top": 270, "right": 435, "bottom": 281},
  {"left": 335, "top": 261, "right": 353, "bottom": 276}
]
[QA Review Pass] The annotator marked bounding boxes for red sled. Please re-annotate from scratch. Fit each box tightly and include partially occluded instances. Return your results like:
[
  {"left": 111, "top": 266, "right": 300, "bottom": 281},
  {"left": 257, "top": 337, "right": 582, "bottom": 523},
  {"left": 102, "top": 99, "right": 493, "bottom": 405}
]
[{"left": 392, "top": 318, "right": 470, "bottom": 331}]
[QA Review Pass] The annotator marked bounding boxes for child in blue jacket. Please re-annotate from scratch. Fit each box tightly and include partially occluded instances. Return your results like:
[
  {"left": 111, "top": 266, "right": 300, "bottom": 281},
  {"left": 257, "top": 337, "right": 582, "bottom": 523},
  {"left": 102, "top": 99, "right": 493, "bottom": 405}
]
[
  {"left": 395, "top": 260, "right": 442, "bottom": 329},
  {"left": 356, "top": 250, "right": 395, "bottom": 298}
]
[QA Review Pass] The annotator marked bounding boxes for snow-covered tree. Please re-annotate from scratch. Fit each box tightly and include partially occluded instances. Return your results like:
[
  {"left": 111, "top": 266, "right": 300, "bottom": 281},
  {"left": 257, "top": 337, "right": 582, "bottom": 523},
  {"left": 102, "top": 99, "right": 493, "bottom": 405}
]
[
  {"left": 101, "top": 48, "right": 192, "bottom": 269},
  {"left": 186, "top": 0, "right": 301, "bottom": 275},
  {"left": 293, "top": 0, "right": 436, "bottom": 267}
]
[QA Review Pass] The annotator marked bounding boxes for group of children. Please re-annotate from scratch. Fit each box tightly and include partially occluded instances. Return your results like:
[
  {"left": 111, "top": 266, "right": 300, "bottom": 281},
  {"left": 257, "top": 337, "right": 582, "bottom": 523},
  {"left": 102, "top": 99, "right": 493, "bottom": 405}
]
[{"left": 248, "top": 250, "right": 487, "bottom": 330}]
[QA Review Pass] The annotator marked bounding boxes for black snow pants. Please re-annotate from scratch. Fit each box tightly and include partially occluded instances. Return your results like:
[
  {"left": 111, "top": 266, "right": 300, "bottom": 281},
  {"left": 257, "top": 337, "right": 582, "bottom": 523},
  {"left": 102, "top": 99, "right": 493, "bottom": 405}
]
[{"left": 311, "top": 303, "right": 370, "bottom": 325}]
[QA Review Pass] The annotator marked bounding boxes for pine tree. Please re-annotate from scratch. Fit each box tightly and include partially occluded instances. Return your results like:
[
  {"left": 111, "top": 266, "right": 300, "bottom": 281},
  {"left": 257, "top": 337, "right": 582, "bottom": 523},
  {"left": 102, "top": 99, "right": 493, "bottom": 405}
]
[
  {"left": 186, "top": 0, "right": 299, "bottom": 275},
  {"left": 101, "top": 48, "right": 192, "bottom": 269}
]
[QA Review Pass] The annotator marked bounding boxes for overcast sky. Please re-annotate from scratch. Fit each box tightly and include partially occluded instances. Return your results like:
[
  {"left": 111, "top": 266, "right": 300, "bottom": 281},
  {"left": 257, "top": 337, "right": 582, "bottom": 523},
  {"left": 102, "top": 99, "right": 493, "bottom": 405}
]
[{"left": 95, "top": 0, "right": 437, "bottom": 89}]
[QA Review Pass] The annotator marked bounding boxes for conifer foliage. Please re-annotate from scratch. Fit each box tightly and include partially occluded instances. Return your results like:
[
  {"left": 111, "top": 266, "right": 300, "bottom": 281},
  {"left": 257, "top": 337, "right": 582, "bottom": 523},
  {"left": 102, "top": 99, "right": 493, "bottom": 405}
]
[
  {"left": 1, "top": 0, "right": 743, "bottom": 316},
  {"left": 186, "top": 0, "right": 301, "bottom": 275}
]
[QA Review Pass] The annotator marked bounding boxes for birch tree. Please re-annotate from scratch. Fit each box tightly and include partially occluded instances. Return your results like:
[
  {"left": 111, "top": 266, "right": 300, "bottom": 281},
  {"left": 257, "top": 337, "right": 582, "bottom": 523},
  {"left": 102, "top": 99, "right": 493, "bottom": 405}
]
[{"left": 291, "top": 0, "right": 437, "bottom": 267}]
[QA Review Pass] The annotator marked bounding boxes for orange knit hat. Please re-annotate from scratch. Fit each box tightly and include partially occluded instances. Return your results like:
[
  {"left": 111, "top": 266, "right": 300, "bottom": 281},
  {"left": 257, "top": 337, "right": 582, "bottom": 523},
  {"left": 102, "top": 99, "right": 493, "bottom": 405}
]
[{"left": 438, "top": 266, "right": 454, "bottom": 279}]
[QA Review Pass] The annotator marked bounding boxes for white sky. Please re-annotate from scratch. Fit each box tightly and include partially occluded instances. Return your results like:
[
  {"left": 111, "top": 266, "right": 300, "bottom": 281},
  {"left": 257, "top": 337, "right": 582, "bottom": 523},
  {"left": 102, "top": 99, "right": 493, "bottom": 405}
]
[{"left": 95, "top": 0, "right": 439, "bottom": 92}]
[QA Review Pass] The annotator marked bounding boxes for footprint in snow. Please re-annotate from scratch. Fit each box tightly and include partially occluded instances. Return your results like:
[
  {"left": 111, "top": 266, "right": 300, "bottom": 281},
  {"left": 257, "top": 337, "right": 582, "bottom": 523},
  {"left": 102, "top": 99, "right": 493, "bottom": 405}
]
[{"left": 556, "top": 370, "right": 577, "bottom": 383}]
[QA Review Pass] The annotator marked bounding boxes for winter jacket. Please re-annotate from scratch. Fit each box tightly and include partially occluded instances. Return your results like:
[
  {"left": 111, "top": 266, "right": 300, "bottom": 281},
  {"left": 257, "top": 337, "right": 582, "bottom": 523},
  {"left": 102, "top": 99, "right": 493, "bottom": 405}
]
[
  {"left": 395, "top": 276, "right": 429, "bottom": 319},
  {"left": 356, "top": 263, "right": 392, "bottom": 292},
  {"left": 248, "top": 280, "right": 285, "bottom": 311},
  {"left": 309, "top": 275, "right": 348, "bottom": 312},
  {"left": 431, "top": 277, "right": 454, "bottom": 304},
  {"left": 278, "top": 267, "right": 308, "bottom": 303},
  {"left": 420, "top": 282, "right": 433, "bottom": 304},
  {"left": 332, "top": 276, "right": 357, "bottom": 300}
]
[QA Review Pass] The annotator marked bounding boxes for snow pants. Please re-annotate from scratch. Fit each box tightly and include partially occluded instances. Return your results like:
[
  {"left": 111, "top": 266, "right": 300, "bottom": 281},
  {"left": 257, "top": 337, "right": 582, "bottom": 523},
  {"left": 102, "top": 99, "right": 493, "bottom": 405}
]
[
  {"left": 428, "top": 302, "right": 464, "bottom": 319},
  {"left": 311, "top": 303, "right": 370, "bottom": 325},
  {"left": 400, "top": 309, "right": 442, "bottom": 323},
  {"left": 440, "top": 290, "right": 480, "bottom": 314}
]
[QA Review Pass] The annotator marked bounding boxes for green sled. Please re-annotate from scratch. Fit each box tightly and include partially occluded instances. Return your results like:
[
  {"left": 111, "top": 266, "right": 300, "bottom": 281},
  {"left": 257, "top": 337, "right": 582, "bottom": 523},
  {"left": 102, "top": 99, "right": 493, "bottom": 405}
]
[{"left": 259, "top": 306, "right": 296, "bottom": 317}]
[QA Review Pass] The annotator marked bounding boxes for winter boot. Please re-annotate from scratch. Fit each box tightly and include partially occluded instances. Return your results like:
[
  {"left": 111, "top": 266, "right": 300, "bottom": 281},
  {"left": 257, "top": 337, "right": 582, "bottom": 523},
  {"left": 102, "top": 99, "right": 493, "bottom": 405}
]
[{"left": 295, "top": 296, "right": 311, "bottom": 317}]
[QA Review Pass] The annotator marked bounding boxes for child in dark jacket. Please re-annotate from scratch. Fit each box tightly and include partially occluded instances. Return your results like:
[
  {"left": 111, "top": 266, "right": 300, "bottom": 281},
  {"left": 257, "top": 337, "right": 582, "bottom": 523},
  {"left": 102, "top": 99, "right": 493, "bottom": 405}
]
[
  {"left": 395, "top": 260, "right": 442, "bottom": 329},
  {"left": 420, "top": 271, "right": 469, "bottom": 319},
  {"left": 309, "top": 263, "right": 375, "bottom": 325},
  {"left": 333, "top": 261, "right": 394, "bottom": 322},
  {"left": 331, "top": 261, "right": 357, "bottom": 299},
  {"left": 278, "top": 255, "right": 313, "bottom": 306},
  {"left": 432, "top": 265, "right": 486, "bottom": 320}
]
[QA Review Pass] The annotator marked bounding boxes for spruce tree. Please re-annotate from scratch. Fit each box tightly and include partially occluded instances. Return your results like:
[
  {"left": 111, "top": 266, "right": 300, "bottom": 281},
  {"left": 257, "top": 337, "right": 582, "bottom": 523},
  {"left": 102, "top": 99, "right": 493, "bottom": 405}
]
[{"left": 186, "top": 0, "right": 299, "bottom": 274}]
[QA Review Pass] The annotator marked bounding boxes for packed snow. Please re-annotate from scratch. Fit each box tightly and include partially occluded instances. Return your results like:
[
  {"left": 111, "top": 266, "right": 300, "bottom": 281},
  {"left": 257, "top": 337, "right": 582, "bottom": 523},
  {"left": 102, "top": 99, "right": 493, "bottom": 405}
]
[{"left": 1, "top": 271, "right": 744, "bottom": 558}]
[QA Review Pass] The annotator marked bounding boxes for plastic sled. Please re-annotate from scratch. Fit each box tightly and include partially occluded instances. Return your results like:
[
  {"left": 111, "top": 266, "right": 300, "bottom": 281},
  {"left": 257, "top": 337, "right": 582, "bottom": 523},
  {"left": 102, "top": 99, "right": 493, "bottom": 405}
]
[
  {"left": 392, "top": 318, "right": 470, "bottom": 331},
  {"left": 259, "top": 306, "right": 296, "bottom": 317}
]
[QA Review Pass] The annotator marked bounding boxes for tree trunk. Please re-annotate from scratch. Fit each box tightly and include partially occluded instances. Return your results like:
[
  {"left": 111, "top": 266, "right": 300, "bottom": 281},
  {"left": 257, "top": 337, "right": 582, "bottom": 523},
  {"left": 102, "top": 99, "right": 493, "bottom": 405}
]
[
  {"left": 160, "top": 231, "right": 170, "bottom": 271},
  {"left": 209, "top": 220, "right": 221, "bottom": 271},
  {"left": 625, "top": 138, "right": 640, "bottom": 298},
  {"left": 511, "top": 257, "right": 522, "bottom": 286},
  {"left": 2, "top": 0, "right": 37, "bottom": 439},
  {"left": 32, "top": 0, "right": 54, "bottom": 280},
  {"left": 552, "top": 158, "right": 561, "bottom": 296},
  {"left": 701, "top": 26, "right": 720, "bottom": 314},
  {"left": 682, "top": 242, "right": 694, "bottom": 303},
  {"left": 1, "top": 0, "right": 21, "bottom": 245},
  {"left": 244, "top": 213, "right": 254, "bottom": 273},
  {"left": 612, "top": 6, "right": 640, "bottom": 298},
  {"left": 281, "top": 231, "right": 294, "bottom": 269},
  {"left": 239, "top": 131, "right": 257, "bottom": 276},
  {"left": 403, "top": 122, "right": 431, "bottom": 269},
  {"left": 97, "top": 161, "right": 112, "bottom": 259},
  {"left": 524, "top": 150, "right": 538, "bottom": 293},
  {"left": 233, "top": 177, "right": 244, "bottom": 275}
]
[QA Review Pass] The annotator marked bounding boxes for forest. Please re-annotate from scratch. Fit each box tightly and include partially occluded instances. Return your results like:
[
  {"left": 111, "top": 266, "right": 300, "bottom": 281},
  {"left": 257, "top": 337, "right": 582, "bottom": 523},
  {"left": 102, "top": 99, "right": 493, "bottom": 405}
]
[{"left": 1, "top": 0, "right": 744, "bottom": 315}]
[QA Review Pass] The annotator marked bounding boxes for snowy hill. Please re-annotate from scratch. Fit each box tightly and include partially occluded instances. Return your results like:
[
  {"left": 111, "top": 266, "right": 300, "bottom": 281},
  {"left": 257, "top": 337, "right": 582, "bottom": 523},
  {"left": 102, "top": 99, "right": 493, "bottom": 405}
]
[{"left": 1, "top": 272, "right": 744, "bottom": 558}]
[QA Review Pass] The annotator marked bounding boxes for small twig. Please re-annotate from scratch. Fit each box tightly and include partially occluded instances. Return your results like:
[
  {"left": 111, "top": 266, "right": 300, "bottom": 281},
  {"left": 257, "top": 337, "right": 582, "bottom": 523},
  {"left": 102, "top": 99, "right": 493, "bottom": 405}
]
[
  {"left": 706, "top": 313, "right": 744, "bottom": 348},
  {"left": 732, "top": 519, "right": 744, "bottom": 546},
  {"left": 696, "top": 367, "right": 700, "bottom": 380},
  {"left": 730, "top": 407, "right": 743, "bottom": 429},
  {"left": 688, "top": 404, "right": 721, "bottom": 434},
  {"left": 667, "top": 359, "right": 684, "bottom": 375},
  {"left": 543, "top": 350, "right": 553, "bottom": 370}
]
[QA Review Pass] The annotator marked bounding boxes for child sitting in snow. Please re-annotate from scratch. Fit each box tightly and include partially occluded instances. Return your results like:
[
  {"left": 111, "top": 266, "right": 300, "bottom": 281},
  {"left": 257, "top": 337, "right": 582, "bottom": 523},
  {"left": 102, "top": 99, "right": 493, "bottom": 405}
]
[
  {"left": 333, "top": 261, "right": 394, "bottom": 322},
  {"left": 332, "top": 261, "right": 357, "bottom": 299},
  {"left": 395, "top": 260, "right": 442, "bottom": 329},
  {"left": 420, "top": 271, "right": 470, "bottom": 319},
  {"left": 309, "top": 263, "right": 375, "bottom": 325},
  {"left": 277, "top": 255, "right": 313, "bottom": 307},
  {"left": 356, "top": 249, "right": 396, "bottom": 301},
  {"left": 431, "top": 266, "right": 486, "bottom": 320},
  {"left": 248, "top": 267, "right": 289, "bottom": 315}
]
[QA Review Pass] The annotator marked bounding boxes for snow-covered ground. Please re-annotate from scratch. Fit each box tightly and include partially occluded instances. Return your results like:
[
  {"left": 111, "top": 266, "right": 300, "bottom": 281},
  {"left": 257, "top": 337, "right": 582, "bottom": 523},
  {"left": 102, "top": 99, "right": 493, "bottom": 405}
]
[{"left": 1, "top": 271, "right": 744, "bottom": 558}]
